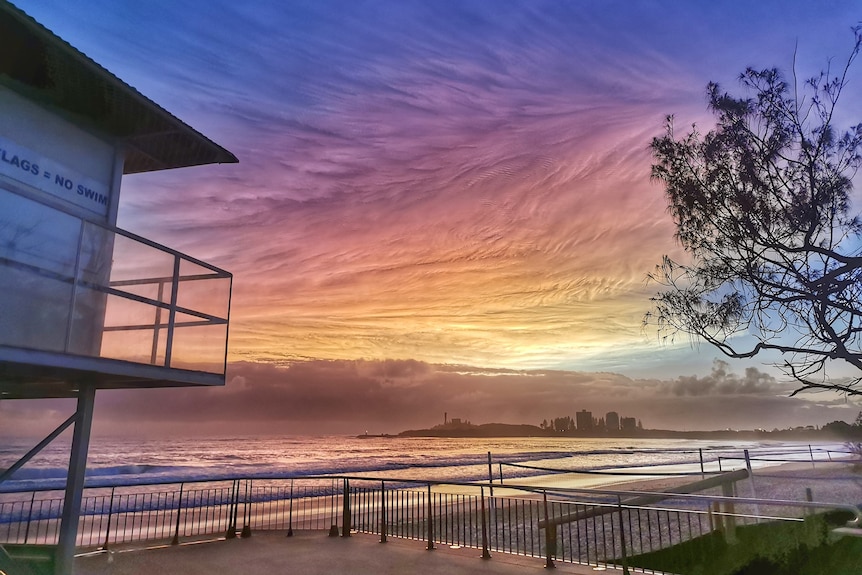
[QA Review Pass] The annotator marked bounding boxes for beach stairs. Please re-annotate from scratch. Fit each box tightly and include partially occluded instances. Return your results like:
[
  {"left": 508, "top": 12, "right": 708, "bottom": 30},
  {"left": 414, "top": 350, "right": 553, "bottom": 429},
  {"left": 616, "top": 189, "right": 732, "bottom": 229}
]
[{"left": 0, "top": 543, "right": 55, "bottom": 575}]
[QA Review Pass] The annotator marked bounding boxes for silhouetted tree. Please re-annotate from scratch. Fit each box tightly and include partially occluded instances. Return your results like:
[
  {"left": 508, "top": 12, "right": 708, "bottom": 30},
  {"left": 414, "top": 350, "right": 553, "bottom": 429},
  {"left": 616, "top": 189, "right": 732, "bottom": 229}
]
[
  {"left": 548, "top": 416, "right": 574, "bottom": 433},
  {"left": 648, "top": 28, "right": 862, "bottom": 396}
]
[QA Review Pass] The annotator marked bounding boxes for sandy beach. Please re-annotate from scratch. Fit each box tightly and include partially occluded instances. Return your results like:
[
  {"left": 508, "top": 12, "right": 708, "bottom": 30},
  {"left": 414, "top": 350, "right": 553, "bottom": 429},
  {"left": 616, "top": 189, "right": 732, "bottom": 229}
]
[{"left": 614, "top": 460, "right": 862, "bottom": 505}]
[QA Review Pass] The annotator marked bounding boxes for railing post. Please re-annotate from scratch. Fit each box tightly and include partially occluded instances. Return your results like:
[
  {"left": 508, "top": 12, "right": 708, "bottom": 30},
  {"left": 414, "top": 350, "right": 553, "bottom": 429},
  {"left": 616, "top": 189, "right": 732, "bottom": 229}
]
[
  {"left": 498, "top": 463, "right": 503, "bottom": 484},
  {"left": 487, "top": 452, "right": 494, "bottom": 497},
  {"left": 426, "top": 484, "right": 435, "bottom": 550},
  {"left": 341, "top": 478, "right": 351, "bottom": 537},
  {"left": 150, "top": 280, "right": 165, "bottom": 365},
  {"left": 616, "top": 496, "right": 630, "bottom": 575},
  {"left": 809, "top": 444, "right": 816, "bottom": 468},
  {"left": 721, "top": 481, "right": 737, "bottom": 543},
  {"left": 380, "top": 481, "right": 387, "bottom": 543},
  {"left": 55, "top": 384, "right": 96, "bottom": 575},
  {"left": 286, "top": 480, "right": 294, "bottom": 537},
  {"left": 543, "top": 490, "right": 555, "bottom": 569},
  {"left": 225, "top": 480, "right": 238, "bottom": 539},
  {"left": 743, "top": 449, "right": 760, "bottom": 523},
  {"left": 164, "top": 255, "right": 181, "bottom": 368},
  {"left": 480, "top": 487, "right": 491, "bottom": 559},
  {"left": 23, "top": 491, "right": 36, "bottom": 544},
  {"left": 102, "top": 487, "right": 115, "bottom": 549},
  {"left": 328, "top": 479, "right": 339, "bottom": 537},
  {"left": 171, "top": 483, "right": 184, "bottom": 546},
  {"left": 241, "top": 480, "right": 252, "bottom": 538},
  {"left": 699, "top": 448, "right": 705, "bottom": 478}
]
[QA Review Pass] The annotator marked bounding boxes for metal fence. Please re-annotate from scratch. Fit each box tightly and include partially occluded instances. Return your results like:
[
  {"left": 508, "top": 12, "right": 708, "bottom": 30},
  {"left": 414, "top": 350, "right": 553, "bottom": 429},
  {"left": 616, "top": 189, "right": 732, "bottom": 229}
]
[{"left": 2, "top": 473, "right": 860, "bottom": 571}]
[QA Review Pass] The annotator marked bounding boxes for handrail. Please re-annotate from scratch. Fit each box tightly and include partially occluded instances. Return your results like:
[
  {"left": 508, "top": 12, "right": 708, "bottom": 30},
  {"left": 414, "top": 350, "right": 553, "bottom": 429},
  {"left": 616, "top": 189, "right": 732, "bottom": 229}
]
[
  {"left": 503, "top": 461, "right": 720, "bottom": 476},
  {"left": 539, "top": 491, "right": 862, "bottom": 529},
  {"left": 3, "top": 455, "right": 860, "bottom": 493},
  {"left": 3, "top": 471, "right": 861, "bottom": 526},
  {"left": 4, "top": 470, "right": 862, "bottom": 572},
  {"left": 104, "top": 223, "right": 230, "bottom": 279}
]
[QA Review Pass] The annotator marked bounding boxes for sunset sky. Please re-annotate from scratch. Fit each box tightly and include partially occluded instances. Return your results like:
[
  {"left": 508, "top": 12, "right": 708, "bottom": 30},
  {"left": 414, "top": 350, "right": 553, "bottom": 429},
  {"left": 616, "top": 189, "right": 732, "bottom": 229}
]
[{"left": 5, "top": 0, "right": 862, "bottom": 435}]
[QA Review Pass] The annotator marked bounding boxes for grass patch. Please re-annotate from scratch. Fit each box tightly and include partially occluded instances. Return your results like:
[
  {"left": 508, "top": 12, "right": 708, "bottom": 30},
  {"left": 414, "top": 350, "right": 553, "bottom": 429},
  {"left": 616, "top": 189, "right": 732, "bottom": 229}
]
[{"left": 624, "top": 511, "right": 862, "bottom": 575}]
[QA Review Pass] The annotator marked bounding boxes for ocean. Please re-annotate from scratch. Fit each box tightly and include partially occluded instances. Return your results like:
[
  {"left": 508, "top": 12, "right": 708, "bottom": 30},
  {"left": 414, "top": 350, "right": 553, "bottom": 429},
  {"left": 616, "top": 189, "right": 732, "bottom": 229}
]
[{"left": 0, "top": 435, "right": 845, "bottom": 493}]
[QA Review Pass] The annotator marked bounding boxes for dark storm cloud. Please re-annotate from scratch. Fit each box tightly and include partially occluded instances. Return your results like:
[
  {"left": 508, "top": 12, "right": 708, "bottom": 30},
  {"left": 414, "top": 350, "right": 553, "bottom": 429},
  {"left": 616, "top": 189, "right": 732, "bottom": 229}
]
[
  {"left": 20, "top": 360, "right": 841, "bottom": 437},
  {"left": 664, "top": 360, "right": 792, "bottom": 397},
  {"left": 1, "top": 359, "right": 857, "bottom": 439}
]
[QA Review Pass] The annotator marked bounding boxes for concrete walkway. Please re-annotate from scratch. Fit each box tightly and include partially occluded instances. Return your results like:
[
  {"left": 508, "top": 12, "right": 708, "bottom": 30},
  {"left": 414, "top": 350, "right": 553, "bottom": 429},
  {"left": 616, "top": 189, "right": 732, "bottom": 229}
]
[{"left": 75, "top": 531, "right": 619, "bottom": 575}]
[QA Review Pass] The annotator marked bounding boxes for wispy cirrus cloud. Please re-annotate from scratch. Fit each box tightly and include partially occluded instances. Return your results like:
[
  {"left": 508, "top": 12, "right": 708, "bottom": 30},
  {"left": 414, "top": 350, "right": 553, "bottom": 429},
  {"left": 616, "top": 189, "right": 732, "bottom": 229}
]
[{"left": 14, "top": 0, "right": 862, "bottom": 379}]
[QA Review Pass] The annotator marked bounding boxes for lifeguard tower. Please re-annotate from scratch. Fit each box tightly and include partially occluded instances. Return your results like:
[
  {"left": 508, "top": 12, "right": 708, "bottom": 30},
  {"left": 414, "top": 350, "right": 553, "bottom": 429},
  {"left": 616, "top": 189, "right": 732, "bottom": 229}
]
[{"left": 0, "top": 2, "right": 236, "bottom": 573}]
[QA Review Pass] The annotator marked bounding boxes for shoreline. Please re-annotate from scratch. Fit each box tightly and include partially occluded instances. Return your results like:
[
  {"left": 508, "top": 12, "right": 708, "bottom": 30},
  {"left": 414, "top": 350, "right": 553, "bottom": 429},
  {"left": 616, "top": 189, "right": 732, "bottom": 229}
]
[{"left": 396, "top": 423, "right": 851, "bottom": 443}]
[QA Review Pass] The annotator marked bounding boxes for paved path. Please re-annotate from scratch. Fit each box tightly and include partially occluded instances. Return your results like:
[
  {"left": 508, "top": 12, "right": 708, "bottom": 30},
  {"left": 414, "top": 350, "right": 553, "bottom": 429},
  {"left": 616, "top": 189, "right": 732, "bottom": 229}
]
[{"left": 75, "top": 531, "right": 615, "bottom": 575}]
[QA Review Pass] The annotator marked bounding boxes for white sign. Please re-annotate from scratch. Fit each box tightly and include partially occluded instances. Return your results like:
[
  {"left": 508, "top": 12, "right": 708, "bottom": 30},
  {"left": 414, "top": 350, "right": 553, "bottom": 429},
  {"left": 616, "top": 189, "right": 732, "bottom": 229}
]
[{"left": 0, "top": 135, "right": 110, "bottom": 217}]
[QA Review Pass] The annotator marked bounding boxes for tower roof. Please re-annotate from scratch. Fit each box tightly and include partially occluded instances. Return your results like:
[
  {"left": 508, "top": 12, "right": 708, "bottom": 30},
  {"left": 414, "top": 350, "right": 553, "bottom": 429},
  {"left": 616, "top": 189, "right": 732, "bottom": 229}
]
[{"left": 0, "top": 0, "right": 238, "bottom": 173}]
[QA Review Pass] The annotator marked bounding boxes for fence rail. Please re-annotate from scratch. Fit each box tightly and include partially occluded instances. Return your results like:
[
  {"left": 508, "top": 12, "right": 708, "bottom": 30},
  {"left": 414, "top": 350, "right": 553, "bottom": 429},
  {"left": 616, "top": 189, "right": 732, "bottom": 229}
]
[{"left": 2, "top": 471, "right": 860, "bottom": 571}]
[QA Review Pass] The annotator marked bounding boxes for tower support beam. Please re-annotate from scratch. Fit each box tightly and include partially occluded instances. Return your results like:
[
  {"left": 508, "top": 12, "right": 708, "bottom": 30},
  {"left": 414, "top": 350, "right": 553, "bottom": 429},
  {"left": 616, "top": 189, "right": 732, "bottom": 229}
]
[{"left": 55, "top": 385, "right": 96, "bottom": 575}]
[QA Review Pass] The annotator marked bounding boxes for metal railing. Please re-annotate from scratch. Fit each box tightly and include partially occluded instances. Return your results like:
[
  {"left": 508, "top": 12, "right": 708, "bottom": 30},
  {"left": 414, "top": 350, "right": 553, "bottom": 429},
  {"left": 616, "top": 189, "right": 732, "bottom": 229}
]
[
  {"left": 2, "top": 472, "right": 860, "bottom": 571},
  {"left": 0, "top": 210, "right": 231, "bottom": 376}
]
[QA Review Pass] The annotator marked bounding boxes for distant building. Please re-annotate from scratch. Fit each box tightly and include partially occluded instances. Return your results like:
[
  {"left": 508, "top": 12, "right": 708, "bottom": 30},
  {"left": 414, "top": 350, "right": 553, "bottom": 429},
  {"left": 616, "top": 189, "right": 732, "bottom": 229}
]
[
  {"left": 621, "top": 417, "right": 637, "bottom": 432},
  {"left": 576, "top": 409, "right": 593, "bottom": 432},
  {"left": 606, "top": 411, "right": 620, "bottom": 432}
]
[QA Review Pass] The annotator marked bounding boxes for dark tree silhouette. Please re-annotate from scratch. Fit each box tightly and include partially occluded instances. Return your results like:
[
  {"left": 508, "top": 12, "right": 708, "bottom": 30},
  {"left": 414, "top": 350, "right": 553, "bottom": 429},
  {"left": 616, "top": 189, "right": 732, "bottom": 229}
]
[{"left": 647, "top": 28, "right": 862, "bottom": 396}]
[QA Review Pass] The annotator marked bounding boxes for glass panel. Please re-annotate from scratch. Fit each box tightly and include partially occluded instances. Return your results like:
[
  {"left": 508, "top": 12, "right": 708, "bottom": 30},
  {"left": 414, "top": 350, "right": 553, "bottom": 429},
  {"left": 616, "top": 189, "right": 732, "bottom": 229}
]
[
  {"left": 176, "top": 275, "right": 231, "bottom": 320},
  {"left": 0, "top": 191, "right": 80, "bottom": 277},
  {"left": 110, "top": 279, "right": 170, "bottom": 304},
  {"left": 100, "top": 329, "right": 153, "bottom": 365},
  {"left": 0, "top": 189, "right": 230, "bottom": 378},
  {"left": 69, "top": 223, "right": 113, "bottom": 356},
  {"left": 0, "top": 192, "right": 79, "bottom": 352},
  {"left": 77, "top": 222, "right": 114, "bottom": 286},
  {"left": 152, "top": 328, "right": 168, "bottom": 367},
  {"left": 109, "top": 234, "right": 176, "bottom": 285},
  {"left": 99, "top": 293, "right": 161, "bottom": 364},
  {"left": 67, "top": 285, "right": 107, "bottom": 356},
  {"left": 102, "top": 291, "right": 163, "bottom": 331},
  {"left": 0, "top": 265, "right": 71, "bottom": 352},
  {"left": 170, "top": 323, "right": 227, "bottom": 374}
]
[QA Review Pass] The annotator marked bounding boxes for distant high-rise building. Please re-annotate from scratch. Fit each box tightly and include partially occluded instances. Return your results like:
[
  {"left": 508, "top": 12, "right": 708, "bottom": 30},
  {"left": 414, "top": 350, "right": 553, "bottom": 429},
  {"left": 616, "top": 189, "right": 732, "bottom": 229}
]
[
  {"left": 576, "top": 409, "right": 593, "bottom": 432},
  {"left": 606, "top": 411, "right": 620, "bottom": 432},
  {"left": 620, "top": 417, "right": 637, "bottom": 432}
]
